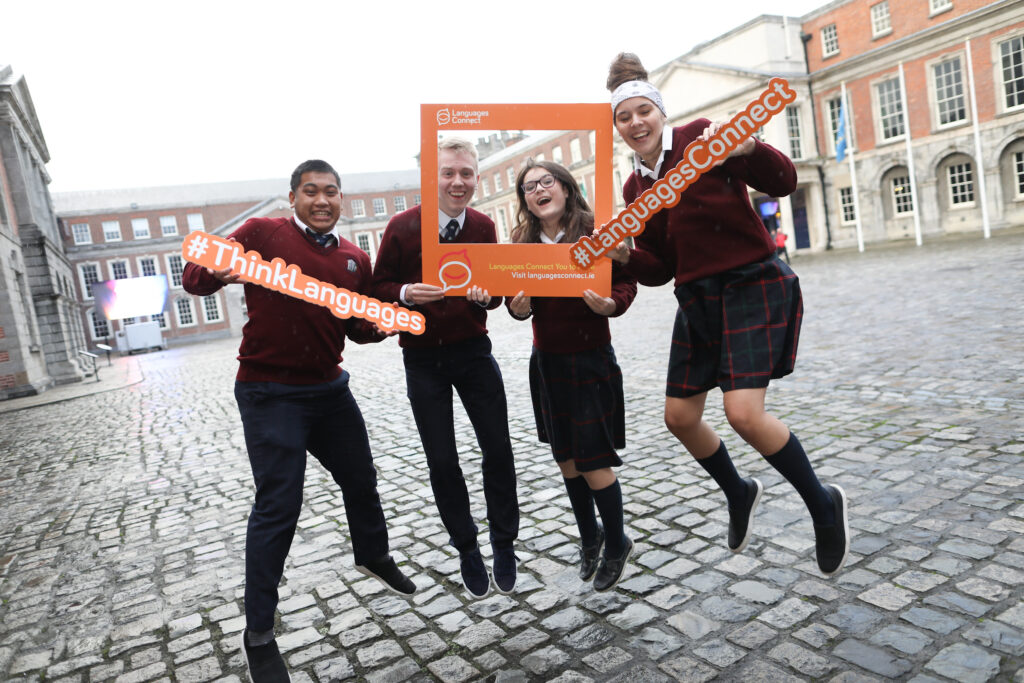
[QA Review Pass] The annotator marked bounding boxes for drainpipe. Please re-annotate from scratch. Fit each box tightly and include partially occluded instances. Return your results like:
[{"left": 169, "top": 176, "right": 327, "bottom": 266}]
[{"left": 801, "top": 31, "right": 833, "bottom": 250}]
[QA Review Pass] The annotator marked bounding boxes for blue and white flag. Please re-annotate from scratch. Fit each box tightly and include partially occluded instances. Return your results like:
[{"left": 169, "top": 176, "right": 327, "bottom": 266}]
[{"left": 836, "top": 97, "right": 849, "bottom": 162}]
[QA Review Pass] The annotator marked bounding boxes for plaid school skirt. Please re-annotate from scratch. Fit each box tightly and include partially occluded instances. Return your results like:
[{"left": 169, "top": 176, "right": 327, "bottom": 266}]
[
  {"left": 529, "top": 344, "right": 625, "bottom": 471},
  {"left": 667, "top": 255, "right": 802, "bottom": 398}
]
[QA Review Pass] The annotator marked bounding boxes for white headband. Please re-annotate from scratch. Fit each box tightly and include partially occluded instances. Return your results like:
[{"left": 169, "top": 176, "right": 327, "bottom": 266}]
[{"left": 611, "top": 80, "right": 666, "bottom": 115}]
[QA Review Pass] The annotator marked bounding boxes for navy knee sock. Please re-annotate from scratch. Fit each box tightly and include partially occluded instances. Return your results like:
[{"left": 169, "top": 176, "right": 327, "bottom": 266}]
[
  {"left": 592, "top": 480, "right": 626, "bottom": 556},
  {"left": 563, "top": 476, "right": 599, "bottom": 546},
  {"left": 696, "top": 440, "right": 748, "bottom": 508},
  {"left": 765, "top": 432, "right": 834, "bottom": 525}
]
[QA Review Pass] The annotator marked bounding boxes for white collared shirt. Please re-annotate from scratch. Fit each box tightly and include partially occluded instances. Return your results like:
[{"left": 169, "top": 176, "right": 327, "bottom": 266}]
[
  {"left": 539, "top": 229, "right": 565, "bottom": 244},
  {"left": 439, "top": 209, "right": 467, "bottom": 238},
  {"left": 634, "top": 126, "right": 675, "bottom": 179},
  {"left": 293, "top": 213, "right": 338, "bottom": 242}
]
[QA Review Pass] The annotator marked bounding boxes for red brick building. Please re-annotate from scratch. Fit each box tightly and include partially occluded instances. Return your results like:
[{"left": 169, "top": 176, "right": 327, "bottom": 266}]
[{"left": 803, "top": 0, "right": 1024, "bottom": 246}]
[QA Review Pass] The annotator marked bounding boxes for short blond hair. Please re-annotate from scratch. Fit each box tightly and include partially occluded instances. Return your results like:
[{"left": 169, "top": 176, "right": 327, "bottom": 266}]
[{"left": 438, "top": 136, "right": 478, "bottom": 168}]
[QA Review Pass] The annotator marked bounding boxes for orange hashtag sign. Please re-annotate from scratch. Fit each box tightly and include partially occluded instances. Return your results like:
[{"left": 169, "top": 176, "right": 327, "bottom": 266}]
[
  {"left": 182, "top": 232, "right": 425, "bottom": 335},
  {"left": 570, "top": 78, "right": 797, "bottom": 268}
]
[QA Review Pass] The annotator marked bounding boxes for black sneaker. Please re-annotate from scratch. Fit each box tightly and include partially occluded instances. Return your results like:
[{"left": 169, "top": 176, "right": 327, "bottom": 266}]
[
  {"left": 593, "top": 537, "right": 634, "bottom": 592},
  {"left": 492, "top": 546, "right": 517, "bottom": 595},
  {"left": 579, "top": 526, "right": 605, "bottom": 581},
  {"left": 727, "top": 478, "right": 763, "bottom": 553},
  {"left": 814, "top": 484, "right": 849, "bottom": 577},
  {"left": 460, "top": 548, "right": 491, "bottom": 598},
  {"left": 241, "top": 630, "right": 291, "bottom": 683},
  {"left": 355, "top": 556, "right": 416, "bottom": 596}
]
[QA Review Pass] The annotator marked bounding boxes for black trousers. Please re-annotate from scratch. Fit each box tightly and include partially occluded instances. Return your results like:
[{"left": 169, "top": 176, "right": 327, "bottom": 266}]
[
  {"left": 403, "top": 335, "right": 519, "bottom": 554},
  {"left": 234, "top": 372, "right": 389, "bottom": 632}
]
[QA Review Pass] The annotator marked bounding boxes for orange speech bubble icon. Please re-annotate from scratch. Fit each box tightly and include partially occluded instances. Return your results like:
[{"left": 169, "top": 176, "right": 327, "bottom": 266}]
[{"left": 438, "top": 249, "right": 472, "bottom": 292}]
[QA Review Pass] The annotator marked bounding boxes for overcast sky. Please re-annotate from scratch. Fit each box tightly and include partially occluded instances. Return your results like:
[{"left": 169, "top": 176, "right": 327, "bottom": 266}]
[{"left": 4, "top": 0, "right": 827, "bottom": 193}]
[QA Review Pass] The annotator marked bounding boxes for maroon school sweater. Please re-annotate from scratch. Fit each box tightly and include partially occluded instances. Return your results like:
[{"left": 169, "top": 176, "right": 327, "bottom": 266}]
[
  {"left": 623, "top": 120, "right": 797, "bottom": 286},
  {"left": 372, "top": 206, "right": 501, "bottom": 349},
  {"left": 182, "top": 217, "right": 378, "bottom": 384},
  {"left": 508, "top": 232, "right": 637, "bottom": 353}
]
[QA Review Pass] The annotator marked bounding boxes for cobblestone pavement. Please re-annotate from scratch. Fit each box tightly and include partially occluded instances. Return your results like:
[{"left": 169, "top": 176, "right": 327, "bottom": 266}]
[{"left": 1, "top": 232, "right": 1022, "bottom": 683}]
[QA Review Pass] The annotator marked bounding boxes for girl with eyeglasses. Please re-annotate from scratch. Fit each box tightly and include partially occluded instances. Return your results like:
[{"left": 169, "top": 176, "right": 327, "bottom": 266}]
[
  {"left": 507, "top": 159, "right": 638, "bottom": 591},
  {"left": 605, "top": 53, "right": 849, "bottom": 577}
]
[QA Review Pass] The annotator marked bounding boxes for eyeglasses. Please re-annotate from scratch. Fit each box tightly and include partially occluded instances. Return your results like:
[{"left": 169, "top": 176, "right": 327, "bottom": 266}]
[{"left": 522, "top": 174, "right": 556, "bottom": 194}]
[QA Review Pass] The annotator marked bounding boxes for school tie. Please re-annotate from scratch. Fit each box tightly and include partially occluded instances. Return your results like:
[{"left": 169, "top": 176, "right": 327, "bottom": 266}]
[
  {"left": 442, "top": 219, "right": 459, "bottom": 242},
  {"left": 307, "top": 228, "right": 336, "bottom": 247}
]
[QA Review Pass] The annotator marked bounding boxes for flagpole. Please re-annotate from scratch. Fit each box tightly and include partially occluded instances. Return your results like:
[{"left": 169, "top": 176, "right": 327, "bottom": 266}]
[
  {"left": 898, "top": 62, "right": 923, "bottom": 246},
  {"left": 965, "top": 38, "right": 991, "bottom": 239},
  {"left": 840, "top": 82, "right": 864, "bottom": 252}
]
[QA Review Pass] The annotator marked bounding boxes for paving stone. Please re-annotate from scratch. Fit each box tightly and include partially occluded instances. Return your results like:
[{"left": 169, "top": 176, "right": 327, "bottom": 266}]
[
  {"left": 562, "top": 623, "right": 615, "bottom": 651},
  {"left": 758, "top": 597, "right": 818, "bottom": 628},
  {"left": 607, "top": 602, "right": 660, "bottom": 630},
  {"left": 727, "top": 621, "right": 778, "bottom": 648},
  {"left": 963, "top": 620, "right": 1024, "bottom": 656},
  {"left": 923, "top": 591, "right": 992, "bottom": 618},
  {"left": 629, "top": 627, "right": 684, "bottom": 660},
  {"left": 824, "top": 604, "right": 885, "bottom": 634},
  {"left": 644, "top": 585, "right": 694, "bottom": 610},
  {"left": 924, "top": 643, "right": 1001, "bottom": 683},
  {"left": 996, "top": 602, "right": 1024, "bottom": 630},
  {"left": 407, "top": 631, "right": 446, "bottom": 659},
  {"left": 692, "top": 638, "right": 745, "bottom": 667},
  {"left": 310, "top": 655, "right": 354, "bottom": 681},
  {"left": 582, "top": 645, "right": 633, "bottom": 673},
  {"left": 729, "top": 580, "right": 784, "bottom": 604},
  {"left": 657, "top": 655, "right": 717, "bottom": 683},
  {"left": 604, "top": 664, "right": 672, "bottom": 683},
  {"left": 768, "top": 641, "right": 833, "bottom": 677},
  {"left": 857, "top": 582, "right": 916, "bottom": 611},
  {"left": 452, "top": 620, "right": 505, "bottom": 651},
  {"left": 666, "top": 610, "right": 720, "bottom": 639},
  {"left": 502, "top": 627, "right": 549, "bottom": 655},
  {"left": 832, "top": 639, "right": 913, "bottom": 679},
  {"left": 900, "top": 606, "right": 963, "bottom": 634},
  {"left": 427, "top": 655, "right": 478, "bottom": 683}
]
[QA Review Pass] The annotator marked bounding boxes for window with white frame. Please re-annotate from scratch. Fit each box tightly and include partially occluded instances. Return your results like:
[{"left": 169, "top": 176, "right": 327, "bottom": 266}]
[
  {"left": 785, "top": 106, "right": 803, "bottom": 159},
  {"left": 827, "top": 97, "right": 843, "bottom": 153},
  {"left": 870, "top": 1, "right": 891, "bottom": 37},
  {"left": 496, "top": 207, "right": 509, "bottom": 242},
  {"left": 414, "top": 194, "right": 421, "bottom": 206},
  {"left": 394, "top": 196, "right": 406, "bottom": 212},
  {"left": 934, "top": 57, "right": 966, "bottom": 126},
  {"left": 929, "top": 0, "right": 952, "bottom": 13},
  {"left": 202, "top": 295, "right": 223, "bottom": 323},
  {"left": 80, "top": 263, "right": 100, "bottom": 299},
  {"left": 839, "top": 187, "right": 856, "bottom": 223},
  {"left": 535, "top": 153, "right": 545, "bottom": 162},
  {"left": 152, "top": 311, "right": 168, "bottom": 329},
  {"left": 351, "top": 199, "right": 365, "bottom": 217},
  {"left": 877, "top": 78, "right": 905, "bottom": 140},
  {"left": 72, "top": 223, "right": 92, "bottom": 245},
  {"left": 947, "top": 162, "right": 975, "bottom": 205},
  {"left": 552, "top": 146, "right": 563, "bottom": 165},
  {"left": 110, "top": 260, "right": 130, "bottom": 280},
  {"left": 482, "top": 179, "right": 491, "bottom": 197},
  {"left": 131, "top": 218, "right": 150, "bottom": 239},
  {"left": 102, "top": 220, "right": 122, "bottom": 242},
  {"left": 186, "top": 213, "right": 205, "bottom": 231},
  {"left": 138, "top": 257, "right": 157, "bottom": 277},
  {"left": 373, "top": 198, "right": 386, "bottom": 216},
  {"left": 89, "top": 309, "right": 110, "bottom": 340},
  {"left": 1000, "top": 36, "right": 1024, "bottom": 111},
  {"left": 166, "top": 254, "right": 184, "bottom": 287},
  {"left": 1015, "top": 151, "right": 1024, "bottom": 197},
  {"left": 570, "top": 138, "right": 582, "bottom": 164},
  {"left": 494, "top": 173, "right": 503, "bottom": 193},
  {"left": 175, "top": 297, "right": 196, "bottom": 326},
  {"left": 821, "top": 24, "right": 839, "bottom": 57},
  {"left": 891, "top": 175, "right": 914, "bottom": 214},
  {"left": 121, "top": 317, "right": 137, "bottom": 327},
  {"left": 506, "top": 167, "right": 515, "bottom": 188},
  {"left": 160, "top": 215, "right": 178, "bottom": 236},
  {"left": 356, "top": 233, "right": 371, "bottom": 253}
]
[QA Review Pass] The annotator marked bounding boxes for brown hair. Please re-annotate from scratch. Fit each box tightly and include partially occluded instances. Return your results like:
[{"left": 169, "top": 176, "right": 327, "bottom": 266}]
[
  {"left": 606, "top": 52, "right": 650, "bottom": 92},
  {"left": 511, "top": 159, "right": 593, "bottom": 244}
]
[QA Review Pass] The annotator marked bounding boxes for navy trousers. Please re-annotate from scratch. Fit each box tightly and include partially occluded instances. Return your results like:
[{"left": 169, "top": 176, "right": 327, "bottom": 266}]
[
  {"left": 402, "top": 335, "right": 519, "bottom": 554},
  {"left": 234, "top": 372, "right": 389, "bottom": 632}
]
